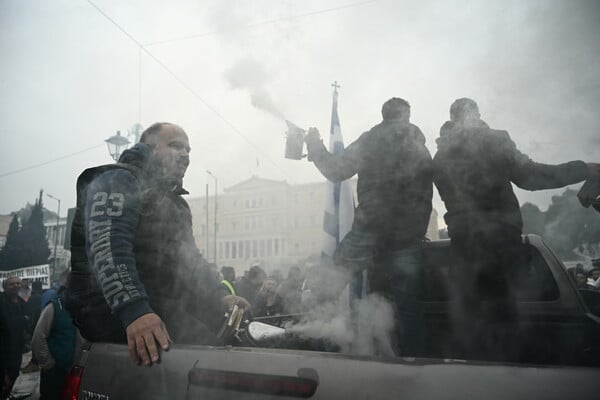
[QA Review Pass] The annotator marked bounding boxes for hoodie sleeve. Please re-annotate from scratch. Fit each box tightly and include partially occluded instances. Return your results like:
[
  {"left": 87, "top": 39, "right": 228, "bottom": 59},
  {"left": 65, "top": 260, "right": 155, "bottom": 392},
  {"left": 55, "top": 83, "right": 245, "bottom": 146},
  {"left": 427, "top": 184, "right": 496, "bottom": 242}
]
[
  {"left": 306, "top": 133, "right": 364, "bottom": 182},
  {"left": 84, "top": 169, "right": 153, "bottom": 327},
  {"left": 500, "top": 131, "right": 588, "bottom": 190}
]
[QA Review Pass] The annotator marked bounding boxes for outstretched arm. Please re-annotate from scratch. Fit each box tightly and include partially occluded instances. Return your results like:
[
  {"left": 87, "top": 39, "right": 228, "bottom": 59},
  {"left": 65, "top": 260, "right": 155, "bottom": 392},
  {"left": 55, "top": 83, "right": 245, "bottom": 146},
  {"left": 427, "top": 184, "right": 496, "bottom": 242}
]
[
  {"left": 504, "top": 132, "right": 588, "bottom": 190},
  {"left": 305, "top": 127, "right": 360, "bottom": 182}
]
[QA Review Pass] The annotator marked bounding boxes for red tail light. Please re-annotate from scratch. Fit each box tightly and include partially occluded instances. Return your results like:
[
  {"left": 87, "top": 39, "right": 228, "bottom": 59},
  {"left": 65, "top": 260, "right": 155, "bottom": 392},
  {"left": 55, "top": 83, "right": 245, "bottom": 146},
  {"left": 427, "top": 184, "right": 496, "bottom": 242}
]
[
  {"left": 61, "top": 365, "right": 84, "bottom": 400},
  {"left": 188, "top": 368, "right": 318, "bottom": 398}
]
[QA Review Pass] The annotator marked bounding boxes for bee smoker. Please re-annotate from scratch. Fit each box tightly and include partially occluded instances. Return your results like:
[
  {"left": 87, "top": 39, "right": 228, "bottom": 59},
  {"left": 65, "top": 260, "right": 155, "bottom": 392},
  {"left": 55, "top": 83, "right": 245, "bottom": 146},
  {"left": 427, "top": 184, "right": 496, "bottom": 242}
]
[
  {"left": 284, "top": 120, "right": 307, "bottom": 160},
  {"left": 217, "top": 304, "right": 245, "bottom": 344}
]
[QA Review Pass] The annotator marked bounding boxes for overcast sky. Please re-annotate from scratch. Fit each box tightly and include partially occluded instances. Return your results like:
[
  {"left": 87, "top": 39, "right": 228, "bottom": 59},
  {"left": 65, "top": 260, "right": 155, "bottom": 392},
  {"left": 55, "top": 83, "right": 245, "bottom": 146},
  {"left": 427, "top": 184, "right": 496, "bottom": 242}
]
[{"left": 1, "top": 0, "right": 599, "bottom": 223}]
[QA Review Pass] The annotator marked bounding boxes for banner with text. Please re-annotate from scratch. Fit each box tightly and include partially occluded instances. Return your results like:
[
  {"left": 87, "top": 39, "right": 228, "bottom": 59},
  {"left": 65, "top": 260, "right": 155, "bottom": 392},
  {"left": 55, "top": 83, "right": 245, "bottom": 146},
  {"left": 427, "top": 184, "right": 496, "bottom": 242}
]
[{"left": 0, "top": 264, "right": 51, "bottom": 290}]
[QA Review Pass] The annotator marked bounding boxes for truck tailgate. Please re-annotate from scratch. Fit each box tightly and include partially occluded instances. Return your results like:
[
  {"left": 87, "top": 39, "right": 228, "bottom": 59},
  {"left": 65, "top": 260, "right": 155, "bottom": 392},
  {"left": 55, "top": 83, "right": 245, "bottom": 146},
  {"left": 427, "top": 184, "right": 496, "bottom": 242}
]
[{"left": 79, "top": 343, "right": 599, "bottom": 399}]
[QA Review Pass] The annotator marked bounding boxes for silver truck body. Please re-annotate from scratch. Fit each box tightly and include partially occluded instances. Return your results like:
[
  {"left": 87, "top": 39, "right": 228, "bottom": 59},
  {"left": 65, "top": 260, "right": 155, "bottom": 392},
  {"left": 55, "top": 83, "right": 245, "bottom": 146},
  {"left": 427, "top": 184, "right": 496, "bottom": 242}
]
[{"left": 73, "top": 235, "right": 600, "bottom": 399}]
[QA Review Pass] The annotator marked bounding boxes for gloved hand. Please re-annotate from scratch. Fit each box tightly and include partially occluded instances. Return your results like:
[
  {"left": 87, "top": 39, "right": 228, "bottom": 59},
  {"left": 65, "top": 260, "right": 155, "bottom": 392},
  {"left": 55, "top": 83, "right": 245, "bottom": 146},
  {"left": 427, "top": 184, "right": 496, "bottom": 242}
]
[
  {"left": 304, "top": 127, "right": 323, "bottom": 161},
  {"left": 577, "top": 163, "right": 600, "bottom": 209},
  {"left": 305, "top": 127, "right": 322, "bottom": 150}
]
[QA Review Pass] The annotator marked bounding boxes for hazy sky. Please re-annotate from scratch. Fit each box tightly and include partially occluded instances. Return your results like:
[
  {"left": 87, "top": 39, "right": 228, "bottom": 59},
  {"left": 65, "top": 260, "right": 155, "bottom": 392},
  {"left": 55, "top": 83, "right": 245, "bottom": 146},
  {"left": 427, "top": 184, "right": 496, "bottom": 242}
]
[{"left": 1, "top": 0, "right": 599, "bottom": 222}]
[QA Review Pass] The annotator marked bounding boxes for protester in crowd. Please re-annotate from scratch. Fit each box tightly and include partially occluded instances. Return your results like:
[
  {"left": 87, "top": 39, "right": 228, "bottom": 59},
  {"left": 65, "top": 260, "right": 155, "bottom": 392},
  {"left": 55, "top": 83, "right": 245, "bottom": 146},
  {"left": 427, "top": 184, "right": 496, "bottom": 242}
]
[
  {"left": 33, "top": 277, "right": 82, "bottom": 400},
  {"left": 67, "top": 122, "right": 248, "bottom": 366},
  {"left": 269, "top": 270, "right": 284, "bottom": 286},
  {"left": 21, "top": 280, "right": 44, "bottom": 373},
  {"left": 18, "top": 279, "right": 31, "bottom": 303},
  {"left": 588, "top": 264, "right": 600, "bottom": 291},
  {"left": 305, "top": 97, "right": 433, "bottom": 356},
  {"left": 253, "top": 277, "right": 284, "bottom": 318},
  {"left": 277, "top": 266, "right": 305, "bottom": 315},
  {"left": 220, "top": 266, "right": 236, "bottom": 295},
  {"left": 0, "top": 276, "right": 31, "bottom": 400},
  {"left": 575, "top": 270, "right": 595, "bottom": 290},
  {"left": 42, "top": 273, "right": 70, "bottom": 310},
  {"left": 433, "top": 97, "right": 600, "bottom": 360},
  {"left": 234, "top": 264, "right": 266, "bottom": 307}
]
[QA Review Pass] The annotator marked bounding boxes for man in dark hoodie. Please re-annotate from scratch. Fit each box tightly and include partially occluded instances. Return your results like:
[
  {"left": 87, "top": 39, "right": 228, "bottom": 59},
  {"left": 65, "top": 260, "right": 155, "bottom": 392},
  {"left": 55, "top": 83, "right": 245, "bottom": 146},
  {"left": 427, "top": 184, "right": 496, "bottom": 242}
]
[
  {"left": 68, "top": 122, "right": 248, "bottom": 366},
  {"left": 305, "top": 98, "right": 433, "bottom": 356},
  {"left": 433, "top": 98, "right": 599, "bottom": 360}
]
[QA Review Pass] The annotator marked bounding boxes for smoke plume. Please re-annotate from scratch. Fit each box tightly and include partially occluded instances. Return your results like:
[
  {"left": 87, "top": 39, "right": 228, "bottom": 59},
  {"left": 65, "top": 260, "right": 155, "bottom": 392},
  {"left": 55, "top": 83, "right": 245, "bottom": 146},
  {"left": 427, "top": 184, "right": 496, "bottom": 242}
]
[
  {"left": 284, "top": 279, "right": 396, "bottom": 357},
  {"left": 224, "top": 57, "right": 285, "bottom": 120}
]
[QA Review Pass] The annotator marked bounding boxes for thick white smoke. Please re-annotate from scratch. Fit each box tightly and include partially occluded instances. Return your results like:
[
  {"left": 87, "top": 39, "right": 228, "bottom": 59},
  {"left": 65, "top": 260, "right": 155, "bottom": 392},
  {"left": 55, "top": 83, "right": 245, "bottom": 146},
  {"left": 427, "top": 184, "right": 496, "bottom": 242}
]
[
  {"left": 284, "top": 291, "right": 396, "bottom": 357},
  {"left": 224, "top": 57, "right": 285, "bottom": 120}
]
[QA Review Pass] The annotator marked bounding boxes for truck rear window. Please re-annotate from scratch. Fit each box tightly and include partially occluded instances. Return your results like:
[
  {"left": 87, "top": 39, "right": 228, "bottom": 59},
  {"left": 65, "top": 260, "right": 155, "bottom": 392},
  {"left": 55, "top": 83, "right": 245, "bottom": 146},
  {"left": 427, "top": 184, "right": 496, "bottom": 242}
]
[{"left": 421, "top": 243, "right": 560, "bottom": 302}]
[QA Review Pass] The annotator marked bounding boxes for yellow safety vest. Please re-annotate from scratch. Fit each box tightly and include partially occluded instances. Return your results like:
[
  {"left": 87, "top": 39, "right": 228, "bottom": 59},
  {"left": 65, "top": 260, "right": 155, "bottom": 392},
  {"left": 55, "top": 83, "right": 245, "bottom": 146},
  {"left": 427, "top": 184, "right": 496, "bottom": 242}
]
[{"left": 221, "top": 280, "right": 236, "bottom": 295}]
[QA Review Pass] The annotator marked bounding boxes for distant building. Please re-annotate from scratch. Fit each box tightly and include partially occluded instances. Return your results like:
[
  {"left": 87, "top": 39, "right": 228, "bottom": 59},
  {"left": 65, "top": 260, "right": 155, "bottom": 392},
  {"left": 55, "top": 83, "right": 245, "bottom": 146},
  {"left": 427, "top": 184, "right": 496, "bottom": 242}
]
[
  {"left": 0, "top": 214, "right": 13, "bottom": 250},
  {"left": 188, "top": 176, "right": 438, "bottom": 275},
  {"left": 44, "top": 216, "right": 69, "bottom": 274}
]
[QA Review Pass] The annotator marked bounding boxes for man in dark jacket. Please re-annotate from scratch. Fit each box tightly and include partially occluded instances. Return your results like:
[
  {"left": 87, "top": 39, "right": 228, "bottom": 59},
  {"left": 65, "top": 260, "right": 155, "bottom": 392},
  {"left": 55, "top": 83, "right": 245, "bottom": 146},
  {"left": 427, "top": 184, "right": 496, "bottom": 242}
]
[
  {"left": 433, "top": 98, "right": 599, "bottom": 360},
  {"left": 305, "top": 98, "right": 433, "bottom": 356},
  {"left": 68, "top": 122, "right": 248, "bottom": 366},
  {"left": 1, "top": 276, "right": 29, "bottom": 399},
  {"left": 233, "top": 265, "right": 266, "bottom": 308}
]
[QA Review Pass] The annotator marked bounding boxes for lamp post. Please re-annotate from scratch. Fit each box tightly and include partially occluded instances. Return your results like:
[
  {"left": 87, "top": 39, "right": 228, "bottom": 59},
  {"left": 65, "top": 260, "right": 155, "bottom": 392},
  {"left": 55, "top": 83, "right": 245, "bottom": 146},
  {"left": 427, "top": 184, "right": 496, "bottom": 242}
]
[
  {"left": 105, "top": 131, "right": 131, "bottom": 161},
  {"left": 206, "top": 171, "right": 217, "bottom": 264},
  {"left": 46, "top": 193, "right": 60, "bottom": 281},
  {"left": 205, "top": 183, "right": 209, "bottom": 260}
]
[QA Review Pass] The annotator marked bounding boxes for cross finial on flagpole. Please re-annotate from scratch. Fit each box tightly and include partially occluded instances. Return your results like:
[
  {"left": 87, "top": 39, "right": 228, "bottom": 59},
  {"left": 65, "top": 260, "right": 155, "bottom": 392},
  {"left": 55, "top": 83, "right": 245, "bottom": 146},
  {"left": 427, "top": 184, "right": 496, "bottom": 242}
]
[{"left": 331, "top": 81, "right": 341, "bottom": 94}]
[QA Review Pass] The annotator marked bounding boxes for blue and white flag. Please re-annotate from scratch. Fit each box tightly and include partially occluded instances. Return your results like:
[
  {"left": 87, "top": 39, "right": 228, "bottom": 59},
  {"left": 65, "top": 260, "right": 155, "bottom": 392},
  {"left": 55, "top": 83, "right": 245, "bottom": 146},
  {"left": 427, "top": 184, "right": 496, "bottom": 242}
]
[{"left": 322, "top": 86, "right": 355, "bottom": 259}]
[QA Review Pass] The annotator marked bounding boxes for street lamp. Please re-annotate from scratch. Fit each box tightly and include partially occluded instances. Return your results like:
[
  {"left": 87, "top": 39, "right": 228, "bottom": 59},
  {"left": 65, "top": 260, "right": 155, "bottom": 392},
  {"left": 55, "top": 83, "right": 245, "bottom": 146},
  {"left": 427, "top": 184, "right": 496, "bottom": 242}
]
[
  {"left": 46, "top": 193, "right": 60, "bottom": 281},
  {"left": 206, "top": 170, "right": 217, "bottom": 264},
  {"left": 105, "top": 131, "right": 130, "bottom": 161}
]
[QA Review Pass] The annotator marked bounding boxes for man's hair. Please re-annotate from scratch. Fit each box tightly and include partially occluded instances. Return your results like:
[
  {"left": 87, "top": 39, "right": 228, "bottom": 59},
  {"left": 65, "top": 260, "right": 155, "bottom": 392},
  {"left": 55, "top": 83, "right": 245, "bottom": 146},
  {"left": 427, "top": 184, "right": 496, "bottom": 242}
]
[
  {"left": 381, "top": 97, "right": 410, "bottom": 121},
  {"left": 450, "top": 98, "right": 479, "bottom": 122},
  {"left": 221, "top": 266, "right": 236, "bottom": 281},
  {"left": 139, "top": 122, "right": 172, "bottom": 148}
]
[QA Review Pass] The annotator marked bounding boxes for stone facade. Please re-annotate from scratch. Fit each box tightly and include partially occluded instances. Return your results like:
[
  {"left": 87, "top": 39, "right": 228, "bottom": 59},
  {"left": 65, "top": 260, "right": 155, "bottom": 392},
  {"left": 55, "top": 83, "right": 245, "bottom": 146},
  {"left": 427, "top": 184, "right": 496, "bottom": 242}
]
[{"left": 188, "top": 176, "right": 438, "bottom": 275}]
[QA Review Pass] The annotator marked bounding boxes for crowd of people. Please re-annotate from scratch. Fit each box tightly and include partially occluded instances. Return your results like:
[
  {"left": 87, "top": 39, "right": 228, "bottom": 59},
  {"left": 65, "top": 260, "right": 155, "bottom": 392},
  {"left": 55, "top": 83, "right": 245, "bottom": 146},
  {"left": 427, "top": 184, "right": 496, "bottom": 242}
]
[
  {"left": 571, "top": 261, "right": 600, "bottom": 291},
  {"left": 218, "top": 263, "right": 305, "bottom": 320},
  {"left": 1, "top": 272, "right": 77, "bottom": 400}
]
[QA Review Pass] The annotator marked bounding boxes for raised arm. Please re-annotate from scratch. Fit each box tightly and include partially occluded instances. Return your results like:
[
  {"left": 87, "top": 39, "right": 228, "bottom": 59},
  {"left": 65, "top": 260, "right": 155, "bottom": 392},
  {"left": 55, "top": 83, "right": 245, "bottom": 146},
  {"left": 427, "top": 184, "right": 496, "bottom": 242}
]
[{"left": 305, "top": 127, "right": 361, "bottom": 182}]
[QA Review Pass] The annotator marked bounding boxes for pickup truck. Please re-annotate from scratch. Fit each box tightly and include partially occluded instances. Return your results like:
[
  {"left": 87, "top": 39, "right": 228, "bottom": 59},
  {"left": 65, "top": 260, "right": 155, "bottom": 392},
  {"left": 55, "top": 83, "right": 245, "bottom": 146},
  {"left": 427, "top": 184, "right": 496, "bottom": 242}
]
[{"left": 64, "top": 235, "right": 600, "bottom": 399}]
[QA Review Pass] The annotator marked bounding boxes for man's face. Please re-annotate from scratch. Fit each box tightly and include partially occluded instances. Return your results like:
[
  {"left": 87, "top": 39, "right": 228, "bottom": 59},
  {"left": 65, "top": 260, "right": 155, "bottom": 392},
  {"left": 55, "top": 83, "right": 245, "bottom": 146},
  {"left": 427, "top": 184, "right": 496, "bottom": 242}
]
[
  {"left": 152, "top": 125, "right": 191, "bottom": 181},
  {"left": 4, "top": 277, "right": 21, "bottom": 297},
  {"left": 592, "top": 269, "right": 600, "bottom": 281},
  {"left": 261, "top": 278, "right": 277, "bottom": 294}
]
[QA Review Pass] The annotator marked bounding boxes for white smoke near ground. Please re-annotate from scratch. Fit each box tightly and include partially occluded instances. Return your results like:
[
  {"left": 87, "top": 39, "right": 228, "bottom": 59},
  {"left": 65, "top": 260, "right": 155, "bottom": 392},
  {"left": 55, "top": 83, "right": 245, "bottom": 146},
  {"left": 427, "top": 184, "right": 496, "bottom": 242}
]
[
  {"left": 283, "top": 290, "right": 396, "bottom": 357},
  {"left": 223, "top": 57, "right": 285, "bottom": 120}
]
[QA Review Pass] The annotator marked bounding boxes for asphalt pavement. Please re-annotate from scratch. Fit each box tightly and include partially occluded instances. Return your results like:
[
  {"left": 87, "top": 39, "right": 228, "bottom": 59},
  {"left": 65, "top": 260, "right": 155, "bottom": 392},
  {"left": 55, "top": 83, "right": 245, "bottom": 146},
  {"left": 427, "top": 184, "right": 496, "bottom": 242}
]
[{"left": 11, "top": 352, "right": 40, "bottom": 400}]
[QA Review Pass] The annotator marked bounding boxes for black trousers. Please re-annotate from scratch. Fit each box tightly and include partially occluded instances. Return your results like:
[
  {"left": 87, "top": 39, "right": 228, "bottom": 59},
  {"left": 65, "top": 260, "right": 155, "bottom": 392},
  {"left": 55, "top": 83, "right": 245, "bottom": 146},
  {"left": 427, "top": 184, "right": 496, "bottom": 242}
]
[
  {"left": 449, "top": 223, "right": 523, "bottom": 361},
  {"left": 40, "top": 366, "right": 68, "bottom": 400}
]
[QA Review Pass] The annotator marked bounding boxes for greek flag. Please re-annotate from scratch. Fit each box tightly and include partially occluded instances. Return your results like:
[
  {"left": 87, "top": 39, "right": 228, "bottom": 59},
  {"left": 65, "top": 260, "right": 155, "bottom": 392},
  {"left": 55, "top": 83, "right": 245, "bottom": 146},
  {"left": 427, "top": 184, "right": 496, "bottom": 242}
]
[{"left": 322, "top": 87, "right": 355, "bottom": 258}]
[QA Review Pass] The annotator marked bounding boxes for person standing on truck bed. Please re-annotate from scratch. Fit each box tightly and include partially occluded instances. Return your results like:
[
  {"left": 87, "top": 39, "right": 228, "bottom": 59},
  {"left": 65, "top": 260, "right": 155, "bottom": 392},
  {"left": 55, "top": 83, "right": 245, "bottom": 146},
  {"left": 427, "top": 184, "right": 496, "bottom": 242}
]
[
  {"left": 304, "top": 98, "right": 434, "bottom": 356},
  {"left": 67, "top": 122, "right": 249, "bottom": 366},
  {"left": 433, "top": 97, "right": 600, "bottom": 361}
]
